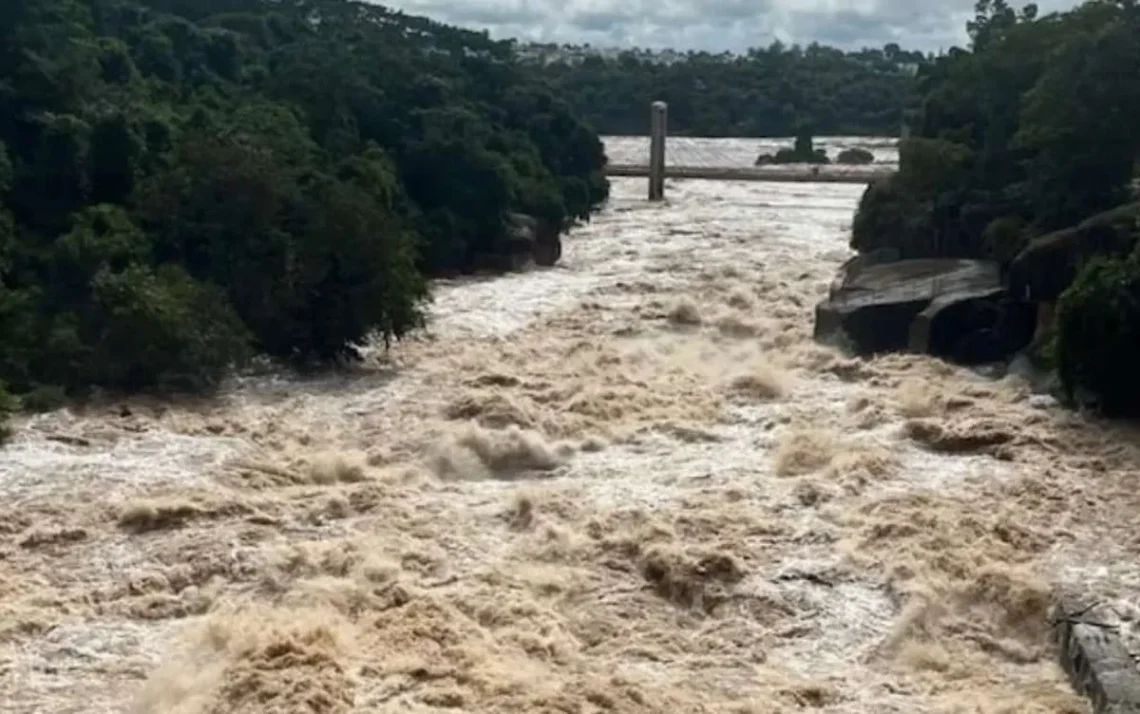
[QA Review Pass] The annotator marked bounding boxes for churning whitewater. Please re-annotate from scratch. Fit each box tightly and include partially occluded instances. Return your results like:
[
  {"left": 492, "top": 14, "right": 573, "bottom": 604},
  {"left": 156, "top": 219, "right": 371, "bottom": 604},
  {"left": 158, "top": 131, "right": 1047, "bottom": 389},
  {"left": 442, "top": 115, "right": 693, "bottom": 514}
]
[{"left": 2, "top": 168, "right": 1139, "bottom": 713}]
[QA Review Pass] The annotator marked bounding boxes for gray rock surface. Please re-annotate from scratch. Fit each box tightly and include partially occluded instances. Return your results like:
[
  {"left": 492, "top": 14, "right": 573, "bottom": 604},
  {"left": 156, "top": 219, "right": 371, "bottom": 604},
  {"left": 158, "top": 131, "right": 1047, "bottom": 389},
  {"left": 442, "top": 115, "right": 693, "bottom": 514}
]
[
  {"left": 814, "top": 258, "right": 1008, "bottom": 358},
  {"left": 473, "top": 212, "right": 563, "bottom": 272},
  {"left": 1053, "top": 597, "right": 1140, "bottom": 714}
]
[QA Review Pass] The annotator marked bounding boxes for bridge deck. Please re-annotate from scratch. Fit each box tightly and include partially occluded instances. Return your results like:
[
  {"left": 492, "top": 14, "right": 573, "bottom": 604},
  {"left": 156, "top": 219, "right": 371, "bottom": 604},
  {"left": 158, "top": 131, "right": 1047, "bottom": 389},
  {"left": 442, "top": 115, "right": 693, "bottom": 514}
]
[{"left": 605, "top": 163, "right": 892, "bottom": 184}]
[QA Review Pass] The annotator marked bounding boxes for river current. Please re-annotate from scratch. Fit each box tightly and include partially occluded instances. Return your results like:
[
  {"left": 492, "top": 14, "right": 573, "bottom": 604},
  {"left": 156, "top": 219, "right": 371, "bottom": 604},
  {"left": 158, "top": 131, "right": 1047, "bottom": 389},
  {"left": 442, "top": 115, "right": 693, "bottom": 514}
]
[{"left": 0, "top": 138, "right": 1137, "bottom": 713}]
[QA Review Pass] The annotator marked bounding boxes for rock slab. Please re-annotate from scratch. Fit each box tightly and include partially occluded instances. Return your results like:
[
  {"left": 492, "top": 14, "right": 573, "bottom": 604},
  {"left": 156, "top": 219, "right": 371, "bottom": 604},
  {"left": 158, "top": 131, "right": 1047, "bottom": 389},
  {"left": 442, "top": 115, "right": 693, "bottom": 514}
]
[
  {"left": 814, "top": 258, "right": 1009, "bottom": 359},
  {"left": 1053, "top": 597, "right": 1140, "bottom": 714}
]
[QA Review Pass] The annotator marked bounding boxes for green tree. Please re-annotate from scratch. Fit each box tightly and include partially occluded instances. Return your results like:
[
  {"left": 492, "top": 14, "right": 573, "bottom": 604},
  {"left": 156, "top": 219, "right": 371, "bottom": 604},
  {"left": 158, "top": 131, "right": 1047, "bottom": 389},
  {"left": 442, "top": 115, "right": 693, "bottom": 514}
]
[
  {"left": 1015, "top": 12, "right": 1140, "bottom": 231},
  {"left": 85, "top": 264, "right": 251, "bottom": 391},
  {"left": 967, "top": 0, "right": 1019, "bottom": 51},
  {"left": 849, "top": 0, "right": 1140, "bottom": 415},
  {"left": 1055, "top": 255, "right": 1140, "bottom": 416},
  {"left": 0, "top": 0, "right": 610, "bottom": 410},
  {"left": 853, "top": 0, "right": 1140, "bottom": 263}
]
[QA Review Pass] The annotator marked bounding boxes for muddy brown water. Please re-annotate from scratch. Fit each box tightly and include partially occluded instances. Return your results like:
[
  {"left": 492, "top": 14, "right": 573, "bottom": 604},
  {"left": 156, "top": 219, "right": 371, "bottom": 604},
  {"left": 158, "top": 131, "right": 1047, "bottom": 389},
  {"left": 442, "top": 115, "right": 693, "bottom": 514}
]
[{"left": 1, "top": 165, "right": 1138, "bottom": 713}]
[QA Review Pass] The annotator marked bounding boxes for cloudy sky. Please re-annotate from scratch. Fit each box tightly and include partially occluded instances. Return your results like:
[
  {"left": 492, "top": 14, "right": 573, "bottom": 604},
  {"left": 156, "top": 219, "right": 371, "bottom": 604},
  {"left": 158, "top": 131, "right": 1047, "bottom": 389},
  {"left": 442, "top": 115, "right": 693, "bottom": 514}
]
[{"left": 380, "top": 0, "right": 1081, "bottom": 53}]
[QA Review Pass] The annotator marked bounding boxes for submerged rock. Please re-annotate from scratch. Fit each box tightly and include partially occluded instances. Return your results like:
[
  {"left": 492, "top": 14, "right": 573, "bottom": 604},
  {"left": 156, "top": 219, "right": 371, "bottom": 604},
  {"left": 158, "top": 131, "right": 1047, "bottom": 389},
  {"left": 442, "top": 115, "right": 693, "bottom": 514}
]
[
  {"left": 836, "top": 148, "right": 875, "bottom": 165},
  {"left": 754, "top": 148, "right": 831, "bottom": 166},
  {"left": 530, "top": 216, "right": 563, "bottom": 267}
]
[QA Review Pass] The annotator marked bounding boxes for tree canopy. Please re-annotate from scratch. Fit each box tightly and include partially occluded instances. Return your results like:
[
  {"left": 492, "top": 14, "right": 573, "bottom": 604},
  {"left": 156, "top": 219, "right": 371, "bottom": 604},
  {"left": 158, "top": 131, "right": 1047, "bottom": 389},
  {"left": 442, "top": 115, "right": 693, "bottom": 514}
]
[
  {"left": 852, "top": 0, "right": 1140, "bottom": 261},
  {"left": 849, "top": 0, "right": 1140, "bottom": 415},
  {"left": 0, "top": 0, "right": 609, "bottom": 420},
  {"left": 524, "top": 42, "right": 926, "bottom": 137}
]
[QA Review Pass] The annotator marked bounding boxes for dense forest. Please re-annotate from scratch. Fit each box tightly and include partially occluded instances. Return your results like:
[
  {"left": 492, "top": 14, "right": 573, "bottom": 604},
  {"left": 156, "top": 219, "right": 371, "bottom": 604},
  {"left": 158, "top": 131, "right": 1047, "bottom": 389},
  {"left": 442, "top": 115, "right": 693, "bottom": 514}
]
[
  {"left": 526, "top": 43, "right": 926, "bottom": 137},
  {"left": 851, "top": 0, "right": 1140, "bottom": 415},
  {"left": 0, "top": 0, "right": 609, "bottom": 429}
]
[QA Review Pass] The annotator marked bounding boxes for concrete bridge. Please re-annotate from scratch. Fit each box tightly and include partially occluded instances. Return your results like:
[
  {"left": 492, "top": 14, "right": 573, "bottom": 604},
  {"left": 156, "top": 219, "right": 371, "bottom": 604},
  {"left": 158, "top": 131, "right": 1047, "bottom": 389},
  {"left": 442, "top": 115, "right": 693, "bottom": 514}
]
[
  {"left": 604, "top": 162, "right": 890, "bottom": 184},
  {"left": 602, "top": 101, "right": 895, "bottom": 195}
]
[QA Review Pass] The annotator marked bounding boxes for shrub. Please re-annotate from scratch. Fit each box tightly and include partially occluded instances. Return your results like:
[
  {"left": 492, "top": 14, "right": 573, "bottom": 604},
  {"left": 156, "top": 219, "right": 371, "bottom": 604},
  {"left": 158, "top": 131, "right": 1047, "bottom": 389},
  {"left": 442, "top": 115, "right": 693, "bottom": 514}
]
[
  {"left": 897, "top": 137, "right": 974, "bottom": 196},
  {"left": 293, "top": 172, "right": 428, "bottom": 357},
  {"left": 981, "top": 215, "right": 1028, "bottom": 264},
  {"left": 836, "top": 147, "right": 875, "bottom": 165},
  {"left": 851, "top": 175, "right": 935, "bottom": 258},
  {"left": 769, "top": 148, "right": 830, "bottom": 165},
  {"left": 1054, "top": 255, "right": 1140, "bottom": 416},
  {"left": 85, "top": 264, "right": 252, "bottom": 392}
]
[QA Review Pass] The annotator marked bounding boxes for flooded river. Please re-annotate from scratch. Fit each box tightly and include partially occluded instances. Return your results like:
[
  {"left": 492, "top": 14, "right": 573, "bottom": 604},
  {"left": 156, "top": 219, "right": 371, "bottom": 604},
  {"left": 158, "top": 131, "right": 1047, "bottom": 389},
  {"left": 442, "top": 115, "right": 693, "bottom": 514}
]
[{"left": 1, "top": 160, "right": 1139, "bottom": 713}]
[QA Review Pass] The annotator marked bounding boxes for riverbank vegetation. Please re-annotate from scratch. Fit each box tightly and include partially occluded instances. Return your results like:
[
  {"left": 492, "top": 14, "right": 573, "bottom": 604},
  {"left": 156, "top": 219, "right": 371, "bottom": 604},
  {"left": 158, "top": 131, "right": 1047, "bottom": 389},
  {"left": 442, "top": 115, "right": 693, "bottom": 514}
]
[
  {"left": 850, "top": 0, "right": 1140, "bottom": 415},
  {"left": 527, "top": 42, "right": 925, "bottom": 138},
  {"left": 754, "top": 130, "right": 831, "bottom": 165},
  {"left": 0, "top": 0, "right": 609, "bottom": 430}
]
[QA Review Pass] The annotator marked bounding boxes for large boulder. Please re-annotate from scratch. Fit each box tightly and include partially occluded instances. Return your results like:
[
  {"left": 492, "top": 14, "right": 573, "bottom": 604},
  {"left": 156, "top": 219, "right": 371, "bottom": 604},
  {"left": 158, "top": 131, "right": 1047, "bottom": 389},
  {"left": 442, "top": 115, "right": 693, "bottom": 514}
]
[
  {"left": 530, "top": 215, "right": 563, "bottom": 267},
  {"left": 828, "top": 247, "right": 901, "bottom": 298},
  {"left": 815, "top": 258, "right": 1015, "bottom": 358},
  {"left": 910, "top": 292, "right": 1036, "bottom": 364}
]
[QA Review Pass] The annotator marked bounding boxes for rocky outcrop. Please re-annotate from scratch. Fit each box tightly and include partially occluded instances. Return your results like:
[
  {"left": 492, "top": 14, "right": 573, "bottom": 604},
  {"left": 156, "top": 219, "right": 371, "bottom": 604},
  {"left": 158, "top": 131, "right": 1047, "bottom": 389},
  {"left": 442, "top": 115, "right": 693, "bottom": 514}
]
[
  {"left": 530, "top": 215, "right": 563, "bottom": 267},
  {"left": 836, "top": 147, "right": 875, "bottom": 165},
  {"left": 754, "top": 148, "right": 830, "bottom": 166},
  {"left": 828, "top": 247, "right": 901, "bottom": 298},
  {"left": 909, "top": 291, "right": 1036, "bottom": 364},
  {"left": 815, "top": 258, "right": 1032, "bottom": 362},
  {"left": 1009, "top": 202, "right": 1140, "bottom": 302},
  {"left": 472, "top": 213, "right": 563, "bottom": 272},
  {"left": 1052, "top": 595, "right": 1140, "bottom": 714}
]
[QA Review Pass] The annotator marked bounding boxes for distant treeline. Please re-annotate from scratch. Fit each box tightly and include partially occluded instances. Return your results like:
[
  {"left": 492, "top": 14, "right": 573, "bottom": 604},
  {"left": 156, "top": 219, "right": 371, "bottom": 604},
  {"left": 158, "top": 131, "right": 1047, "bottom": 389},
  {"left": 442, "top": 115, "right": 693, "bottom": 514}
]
[{"left": 524, "top": 42, "right": 927, "bottom": 137}]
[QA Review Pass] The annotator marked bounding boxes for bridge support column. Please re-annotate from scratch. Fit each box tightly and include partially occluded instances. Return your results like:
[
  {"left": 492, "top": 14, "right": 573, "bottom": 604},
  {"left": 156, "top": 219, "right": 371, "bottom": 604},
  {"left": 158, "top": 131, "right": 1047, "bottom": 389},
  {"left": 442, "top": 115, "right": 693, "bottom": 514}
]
[{"left": 648, "top": 101, "right": 667, "bottom": 201}]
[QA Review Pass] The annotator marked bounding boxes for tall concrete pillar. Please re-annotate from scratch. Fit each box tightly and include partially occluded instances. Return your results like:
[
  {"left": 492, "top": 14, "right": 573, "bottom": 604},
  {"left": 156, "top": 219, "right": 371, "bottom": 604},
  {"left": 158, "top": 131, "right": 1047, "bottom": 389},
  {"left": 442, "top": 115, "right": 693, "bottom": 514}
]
[{"left": 648, "top": 101, "right": 667, "bottom": 201}]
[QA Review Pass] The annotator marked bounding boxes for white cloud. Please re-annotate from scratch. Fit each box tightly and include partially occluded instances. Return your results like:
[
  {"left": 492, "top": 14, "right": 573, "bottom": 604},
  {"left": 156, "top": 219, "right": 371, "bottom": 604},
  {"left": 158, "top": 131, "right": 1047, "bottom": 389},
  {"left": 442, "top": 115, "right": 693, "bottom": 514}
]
[{"left": 377, "top": 0, "right": 1082, "bottom": 52}]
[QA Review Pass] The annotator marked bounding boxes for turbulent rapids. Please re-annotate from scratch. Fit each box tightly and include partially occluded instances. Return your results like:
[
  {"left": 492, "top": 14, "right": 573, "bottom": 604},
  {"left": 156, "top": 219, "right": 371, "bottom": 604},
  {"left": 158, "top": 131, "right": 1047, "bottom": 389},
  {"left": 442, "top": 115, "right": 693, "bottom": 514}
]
[{"left": 2, "top": 157, "right": 1139, "bottom": 713}]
